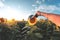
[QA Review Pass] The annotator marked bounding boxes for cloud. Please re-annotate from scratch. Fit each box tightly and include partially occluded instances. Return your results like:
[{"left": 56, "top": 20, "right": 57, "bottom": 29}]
[
  {"left": 32, "top": 4, "right": 36, "bottom": 7},
  {"left": 0, "top": 0, "right": 6, "bottom": 8},
  {"left": 35, "top": 0, "right": 46, "bottom": 4},
  {"left": 32, "top": 0, "right": 60, "bottom": 13},
  {"left": 2, "top": 0, "right": 5, "bottom": 1},
  {"left": 36, "top": 0, "right": 41, "bottom": 4},
  {"left": 0, "top": 0, "right": 5, "bottom": 2},
  {"left": 0, "top": 1, "right": 4, "bottom": 8},
  {"left": 32, "top": 0, "right": 60, "bottom": 15},
  {"left": 34, "top": 5, "right": 60, "bottom": 13}
]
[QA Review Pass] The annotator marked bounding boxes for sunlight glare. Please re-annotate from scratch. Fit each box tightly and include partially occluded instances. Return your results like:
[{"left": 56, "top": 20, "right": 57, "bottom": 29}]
[{"left": 0, "top": 7, "right": 23, "bottom": 20}]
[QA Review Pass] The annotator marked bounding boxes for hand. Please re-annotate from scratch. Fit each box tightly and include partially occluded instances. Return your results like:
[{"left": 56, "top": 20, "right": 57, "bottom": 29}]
[{"left": 36, "top": 11, "right": 42, "bottom": 16}]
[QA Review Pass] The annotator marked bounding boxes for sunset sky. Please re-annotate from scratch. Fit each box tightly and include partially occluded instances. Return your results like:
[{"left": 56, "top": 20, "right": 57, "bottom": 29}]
[{"left": 0, "top": 0, "right": 60, "bottom": 20}]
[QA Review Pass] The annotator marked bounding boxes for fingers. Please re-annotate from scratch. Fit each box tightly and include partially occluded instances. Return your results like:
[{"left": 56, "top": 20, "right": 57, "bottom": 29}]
[{"left": 36, "top": 11, "right": 41, "bottom": 16}]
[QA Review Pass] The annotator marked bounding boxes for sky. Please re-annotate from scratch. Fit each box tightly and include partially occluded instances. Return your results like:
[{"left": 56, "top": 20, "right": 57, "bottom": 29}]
[{"left": 0, "top": 0, "right": 60, "bottom": 20}]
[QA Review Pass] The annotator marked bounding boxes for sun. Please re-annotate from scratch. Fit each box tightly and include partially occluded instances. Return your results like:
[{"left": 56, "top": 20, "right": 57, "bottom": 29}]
[{"left": 0, "top": 7, "right": 22, "bottom": 20}]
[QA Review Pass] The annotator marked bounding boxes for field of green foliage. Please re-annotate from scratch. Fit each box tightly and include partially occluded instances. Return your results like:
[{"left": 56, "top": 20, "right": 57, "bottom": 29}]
[{"left": 0, "top": 19, "right": 60, "bottom": 40}]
